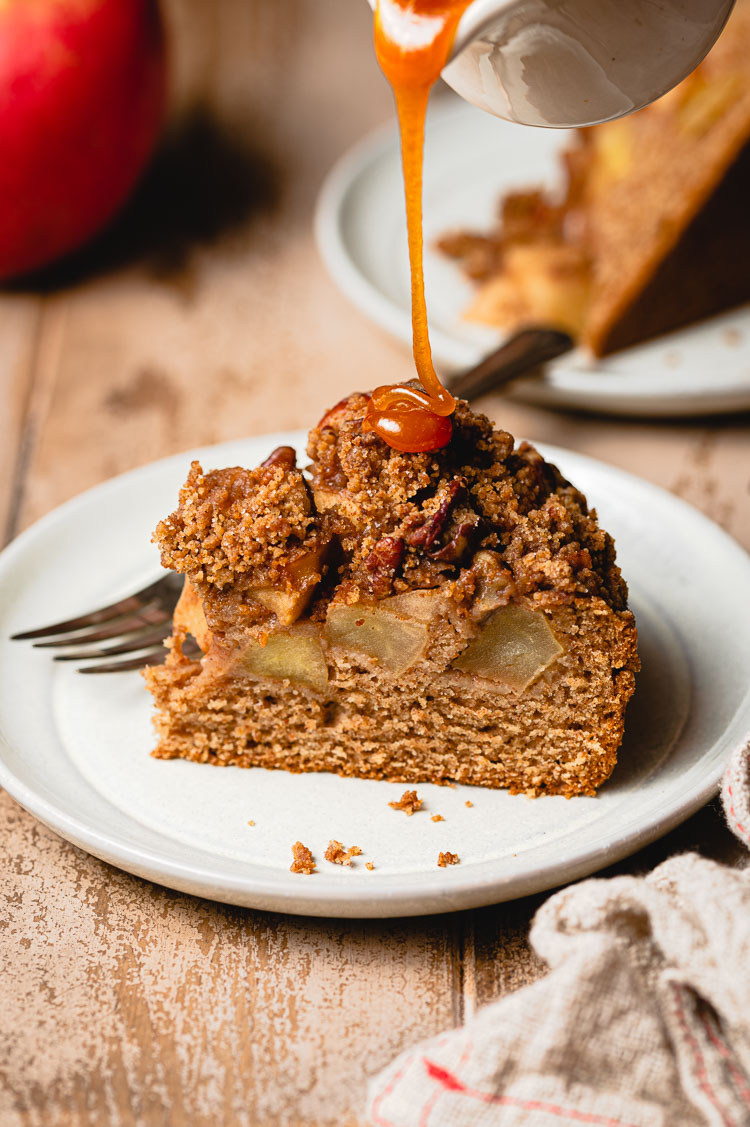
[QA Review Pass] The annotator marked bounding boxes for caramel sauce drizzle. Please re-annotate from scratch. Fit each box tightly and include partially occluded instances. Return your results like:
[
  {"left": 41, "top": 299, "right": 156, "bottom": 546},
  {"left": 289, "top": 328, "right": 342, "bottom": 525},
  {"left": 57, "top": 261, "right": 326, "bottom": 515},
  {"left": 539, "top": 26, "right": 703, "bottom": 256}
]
[{"left": 363, "top": 0, "right": 471, "bottom": 453}]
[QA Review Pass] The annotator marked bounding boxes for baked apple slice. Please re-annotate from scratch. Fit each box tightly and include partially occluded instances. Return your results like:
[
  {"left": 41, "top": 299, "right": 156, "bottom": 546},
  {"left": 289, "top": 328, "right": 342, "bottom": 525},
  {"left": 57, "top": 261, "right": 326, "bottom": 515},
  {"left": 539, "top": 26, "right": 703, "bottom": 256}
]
[{"left": 452, "top": 604, "right": 563, "bottom": 691}]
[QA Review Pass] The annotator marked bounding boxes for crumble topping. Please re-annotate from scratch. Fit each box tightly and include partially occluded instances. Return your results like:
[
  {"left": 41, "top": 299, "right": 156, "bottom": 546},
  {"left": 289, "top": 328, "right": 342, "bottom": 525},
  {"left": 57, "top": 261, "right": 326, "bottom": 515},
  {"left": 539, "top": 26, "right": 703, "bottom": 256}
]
[
  {"left": 431, "top": 814, "right": 445, "bottom": 823},
  {"left": 153, "top": 394, "right": 628, "bottom": 644},
  {"left": 156, "top": 457, "right": 317, "bottom": 588},
  {"left": 389, "top": 789, "right": 423, "bottom": 816},
  {"left": 307, "top": 394, "right": 627, "bottom": 611},
  {"left": 437, "top": 851, "right": 460, "bottom": 868},
  {"left": 437, "top": 180, "right": 591, "bottom": 340},
  {"left": 155, "top": 454, "right": 330, "bottom": 635},
  {"left": 290, "top": 841, "right": 316, "bottom": 874}
]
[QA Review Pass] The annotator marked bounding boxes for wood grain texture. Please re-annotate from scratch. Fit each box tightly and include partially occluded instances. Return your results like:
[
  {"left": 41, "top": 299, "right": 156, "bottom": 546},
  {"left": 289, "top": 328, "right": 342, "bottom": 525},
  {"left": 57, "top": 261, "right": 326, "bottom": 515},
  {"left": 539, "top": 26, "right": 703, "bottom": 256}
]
[
  {"left": 0, "top": 801, "right": 458, "bottom": 1127},
  {"left": 0, "top": 297, "right": 41, "bottom": 543},
  {"left": 0, "top": 0, "right": 748, "bottom": 1124}
]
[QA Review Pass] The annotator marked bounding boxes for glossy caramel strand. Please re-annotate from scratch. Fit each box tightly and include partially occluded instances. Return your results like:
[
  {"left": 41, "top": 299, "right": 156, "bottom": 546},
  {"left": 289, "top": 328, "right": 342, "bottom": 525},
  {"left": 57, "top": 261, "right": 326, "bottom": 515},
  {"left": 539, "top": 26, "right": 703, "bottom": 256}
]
[{"left": 365, "top": 0, "right": 471, "bottom": 452}]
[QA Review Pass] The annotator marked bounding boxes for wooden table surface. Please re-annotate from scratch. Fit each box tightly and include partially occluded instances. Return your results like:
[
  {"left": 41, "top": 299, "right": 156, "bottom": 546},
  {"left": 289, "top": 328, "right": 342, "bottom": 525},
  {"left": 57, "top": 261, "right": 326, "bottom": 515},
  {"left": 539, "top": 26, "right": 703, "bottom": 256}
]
[{"left": 1, "top": 2, "right": 749, "bottom": 1124}]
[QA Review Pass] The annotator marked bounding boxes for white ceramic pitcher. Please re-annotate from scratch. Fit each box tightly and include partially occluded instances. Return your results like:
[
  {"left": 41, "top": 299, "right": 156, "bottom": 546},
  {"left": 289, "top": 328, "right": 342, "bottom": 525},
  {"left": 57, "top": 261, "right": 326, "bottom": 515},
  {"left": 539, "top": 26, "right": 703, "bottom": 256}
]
[{"left": 368, "top": 0, "right": 736, "bottom": 127}]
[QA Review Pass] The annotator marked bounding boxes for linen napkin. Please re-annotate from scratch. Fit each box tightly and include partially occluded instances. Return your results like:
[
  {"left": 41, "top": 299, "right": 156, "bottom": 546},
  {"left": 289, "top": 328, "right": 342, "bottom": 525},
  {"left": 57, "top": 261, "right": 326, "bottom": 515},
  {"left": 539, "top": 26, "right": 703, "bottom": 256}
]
[{"left": 368, "top": 741, "right": 750, "bottom": 1127}]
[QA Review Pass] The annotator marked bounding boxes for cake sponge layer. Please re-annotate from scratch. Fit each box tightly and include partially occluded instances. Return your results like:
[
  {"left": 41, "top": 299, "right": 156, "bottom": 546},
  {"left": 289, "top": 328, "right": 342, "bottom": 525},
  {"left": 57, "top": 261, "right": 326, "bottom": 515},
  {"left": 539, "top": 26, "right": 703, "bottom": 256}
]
[{"left": 145, "top": 596, "right": 637, "bottom": 797}]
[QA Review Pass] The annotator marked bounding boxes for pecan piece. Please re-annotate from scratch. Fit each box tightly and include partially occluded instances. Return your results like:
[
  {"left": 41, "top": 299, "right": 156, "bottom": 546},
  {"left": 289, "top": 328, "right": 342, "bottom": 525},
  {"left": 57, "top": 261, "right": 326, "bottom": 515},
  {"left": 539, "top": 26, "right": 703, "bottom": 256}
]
[
  {"left": 261, "top": 445, "right": 297, "bottom": 471},
  {"left": 365, "top": 535, "right": 405, "bottom": 598},
  {"left": 430, "top": 520, "right": 481, "bottom": 563},
  {"left": 406, "top": 478, "right": 465, "bottom": 551}
]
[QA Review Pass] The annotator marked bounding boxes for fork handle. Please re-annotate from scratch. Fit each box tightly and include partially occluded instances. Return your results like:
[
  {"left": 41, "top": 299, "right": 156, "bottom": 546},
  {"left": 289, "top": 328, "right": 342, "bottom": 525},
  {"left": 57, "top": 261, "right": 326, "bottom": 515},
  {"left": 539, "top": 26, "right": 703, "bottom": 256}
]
[{"left": 448, "top": 326, "right": 574, "bottom": 402}]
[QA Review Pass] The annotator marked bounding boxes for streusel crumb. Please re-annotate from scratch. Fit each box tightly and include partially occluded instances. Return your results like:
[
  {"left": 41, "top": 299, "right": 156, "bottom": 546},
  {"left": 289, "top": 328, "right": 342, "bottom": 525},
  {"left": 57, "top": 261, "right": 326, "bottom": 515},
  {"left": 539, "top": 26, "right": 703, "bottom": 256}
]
[
  {"left": 325, "top": 840, "right": 362, "bottom": 866},
  {"left": 438, "top": 851, "right": 460, "bottom": 868},
  {"left": 290, "top": 841, "right": 316, "bottom": 874},
  {"left": 389, "top": 790, "right": 423, "bottom": 816}
]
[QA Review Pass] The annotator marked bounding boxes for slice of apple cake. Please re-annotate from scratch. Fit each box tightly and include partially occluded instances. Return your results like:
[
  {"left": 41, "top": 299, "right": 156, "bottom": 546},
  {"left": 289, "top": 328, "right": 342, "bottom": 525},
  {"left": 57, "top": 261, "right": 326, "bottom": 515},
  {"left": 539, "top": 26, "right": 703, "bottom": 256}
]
[{"left": 144, "top": 395, "right": 638, "bottom": 796}]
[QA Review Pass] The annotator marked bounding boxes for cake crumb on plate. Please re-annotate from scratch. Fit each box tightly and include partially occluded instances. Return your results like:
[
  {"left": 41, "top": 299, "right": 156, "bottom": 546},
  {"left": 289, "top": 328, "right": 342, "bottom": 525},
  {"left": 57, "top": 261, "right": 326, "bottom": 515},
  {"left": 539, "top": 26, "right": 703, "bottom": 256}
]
[
  {"left": 389, "top": 790, "right": 423, "bottom": 815},
  {"left": 290, "top": 841, "right": 316, "bottom": 874},
  {"left": 438, "top": 851, "right": 460, "bottom": 868},
  {"left": 325, "top": 840, "right": 362, "bottom": 866}
]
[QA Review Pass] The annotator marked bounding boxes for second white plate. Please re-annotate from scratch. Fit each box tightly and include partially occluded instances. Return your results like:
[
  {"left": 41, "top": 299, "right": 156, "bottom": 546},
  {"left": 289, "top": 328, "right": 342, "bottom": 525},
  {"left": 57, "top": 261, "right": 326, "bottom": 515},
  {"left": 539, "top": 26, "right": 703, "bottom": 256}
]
[{"left": 315, "top": 95, "right": 750, "bottom": 417}]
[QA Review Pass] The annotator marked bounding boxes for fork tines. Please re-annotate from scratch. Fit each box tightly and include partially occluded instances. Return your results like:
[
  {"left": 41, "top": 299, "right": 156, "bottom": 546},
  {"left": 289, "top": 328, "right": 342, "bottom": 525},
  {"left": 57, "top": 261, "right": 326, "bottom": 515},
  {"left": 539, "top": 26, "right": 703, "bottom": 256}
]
[
  {"left": 79, "top": 637, "right": 201, "bottom": 675},
  {"left": 11, "top": 571, "right": 186, "bottom": 674}
]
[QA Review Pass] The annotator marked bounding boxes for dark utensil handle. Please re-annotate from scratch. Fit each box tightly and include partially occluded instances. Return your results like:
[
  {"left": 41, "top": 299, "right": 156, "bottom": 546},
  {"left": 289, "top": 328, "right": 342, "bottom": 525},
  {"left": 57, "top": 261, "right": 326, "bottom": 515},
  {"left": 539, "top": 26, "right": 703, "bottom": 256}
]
[{"left": 448, "top": 327, "right": 574, "bottom": 402}]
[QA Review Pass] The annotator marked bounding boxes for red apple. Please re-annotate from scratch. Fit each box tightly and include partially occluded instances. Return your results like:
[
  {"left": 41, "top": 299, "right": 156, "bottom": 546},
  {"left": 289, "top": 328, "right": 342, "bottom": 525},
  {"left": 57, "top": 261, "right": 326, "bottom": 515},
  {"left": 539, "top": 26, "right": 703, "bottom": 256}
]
[{"left": 0, "top": 0, "right": 166, "bottom": 281}]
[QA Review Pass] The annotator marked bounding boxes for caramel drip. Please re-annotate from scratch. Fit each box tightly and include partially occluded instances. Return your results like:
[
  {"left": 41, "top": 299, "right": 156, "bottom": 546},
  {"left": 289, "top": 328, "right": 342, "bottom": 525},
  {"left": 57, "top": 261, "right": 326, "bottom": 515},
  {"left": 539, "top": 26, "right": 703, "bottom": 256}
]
[{"left": 364, "top": 0, "right": 471, "bottom": 452}]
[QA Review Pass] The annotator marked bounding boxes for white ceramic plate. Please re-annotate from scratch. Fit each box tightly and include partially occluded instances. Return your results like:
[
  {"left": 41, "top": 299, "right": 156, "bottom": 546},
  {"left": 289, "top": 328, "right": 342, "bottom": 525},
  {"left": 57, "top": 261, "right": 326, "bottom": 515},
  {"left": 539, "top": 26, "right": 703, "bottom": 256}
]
[
  {"left": 315, "top": 94, "right": 750, "bottom": 417},
  {"left": 1, "top": 431, "right": 749, "bottom": 918}
]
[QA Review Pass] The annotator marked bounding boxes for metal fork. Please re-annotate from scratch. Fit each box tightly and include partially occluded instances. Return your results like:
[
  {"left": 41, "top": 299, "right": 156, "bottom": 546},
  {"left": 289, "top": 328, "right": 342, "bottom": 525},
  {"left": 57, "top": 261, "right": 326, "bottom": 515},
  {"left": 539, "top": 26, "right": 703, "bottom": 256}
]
[
  {"left": 10, "top": 572, "right": 199, "bottom": 674},
  {"left": 11, "top": 327, "right": 573, "bottom": 673}
]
